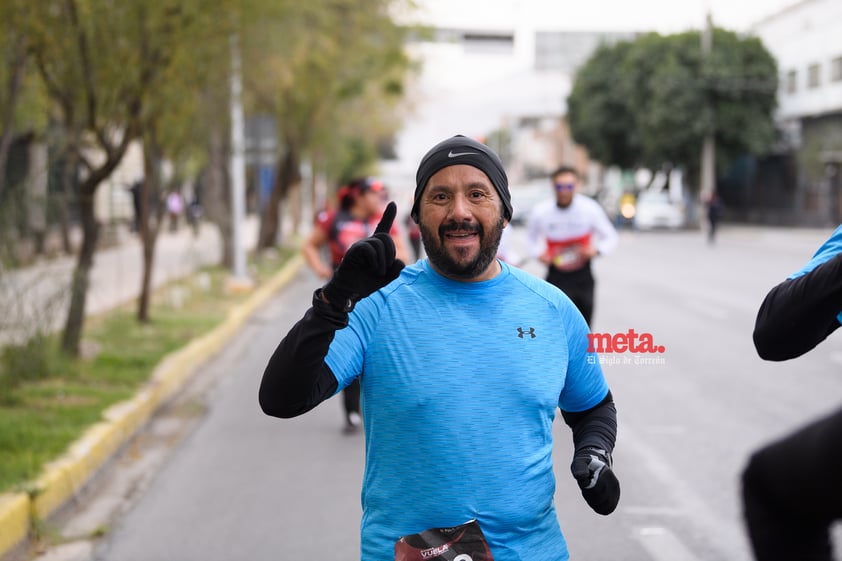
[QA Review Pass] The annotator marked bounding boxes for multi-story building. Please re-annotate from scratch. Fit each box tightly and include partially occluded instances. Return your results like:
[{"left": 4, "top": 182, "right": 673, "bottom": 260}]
[
  {"left": 397, "top": 23, "right": 635, "bottom": 189},
  {"left": 398, "top": 1, "right": 840, "bottom": 225},
  {"left": 751, "top": 0, "right": 842, "bottom": 225}
]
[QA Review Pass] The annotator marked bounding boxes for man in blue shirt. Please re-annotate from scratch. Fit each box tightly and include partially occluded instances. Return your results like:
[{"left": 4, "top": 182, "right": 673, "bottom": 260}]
[{"left": 260, "top": 135, "right": 620, "bottom": 560}]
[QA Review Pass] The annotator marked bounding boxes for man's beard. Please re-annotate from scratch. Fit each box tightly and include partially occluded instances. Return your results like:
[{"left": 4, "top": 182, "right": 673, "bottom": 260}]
[
  {"left": 420, "top": 215, "right": 505, "bottom": 280},
  {"left": 556, "top": 196, "right": 573, "bottom": 209}
]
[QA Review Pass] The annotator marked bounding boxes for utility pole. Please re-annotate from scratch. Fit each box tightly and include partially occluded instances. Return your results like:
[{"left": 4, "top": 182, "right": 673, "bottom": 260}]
[
  {"left": 228, "top": 34, "right": 253, "bottom": 292},
  {"left": 699, "top": 11, "right": 716, "bottom": 205}
]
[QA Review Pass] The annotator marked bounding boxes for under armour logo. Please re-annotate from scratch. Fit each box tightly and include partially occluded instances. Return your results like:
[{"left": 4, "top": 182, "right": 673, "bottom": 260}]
[{"left": 517, "top": 327, "right": 536, "bottom": 339}]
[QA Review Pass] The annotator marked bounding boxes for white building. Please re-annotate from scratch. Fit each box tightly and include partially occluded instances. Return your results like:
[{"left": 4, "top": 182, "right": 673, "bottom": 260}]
[
  {"left": 752, "top": 0, "right": 842, "bottom": 151},
  {"left": 392, "top": 0, "right": 794, "bottom": 197},
  {"left": 749, "top": 0, "right": 842, "bottom": 225},
  {"left": 393, "top": 2, "right": 637, "bottom": 187}
]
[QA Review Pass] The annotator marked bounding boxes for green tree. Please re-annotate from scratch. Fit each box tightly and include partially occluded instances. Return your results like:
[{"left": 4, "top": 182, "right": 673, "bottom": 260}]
[
  {"left": 702, "top": 30, "right": 778, "bottom": 174},
  {"left": 27, "top": 0, "right": 212, "bottom": 353},
  {"left": 0, "top": 0, "right": 49, "bottom": 254},
  {"left": 29, "top": 0, "right": 137, "bottom": 354},
  {"left": 0, "top": 0, "right": 32, "bottom": 200},
  {"left": 6, "top": 0, "right": 416, "bottom": 352},
  {"left": 567, "top": 27, "right": 777, "bottom": 190},
  {"left": 243, "top": 0, "right": 416, "bottom": 249},
  {"left": 635, "top": 32, "right": 710, "bottom": 180},
  {"left": 567, "top": 40, "right": 641, "bottom": 169},
  {"left": 130, "top": 1, "right": 235, "bottom": 322}
]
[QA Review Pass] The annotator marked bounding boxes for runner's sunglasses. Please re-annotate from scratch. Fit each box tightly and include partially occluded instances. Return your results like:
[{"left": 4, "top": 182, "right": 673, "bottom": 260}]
[{"left": 554, "top": 182, "right": 576, "bottom": 191}]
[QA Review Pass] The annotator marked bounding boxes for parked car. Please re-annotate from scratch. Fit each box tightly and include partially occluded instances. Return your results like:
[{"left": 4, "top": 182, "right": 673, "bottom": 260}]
[
  {"left": 509, "top": 182, "right": 549, "bottom": 226},
  {"left": 634, "top": 191, "right": 685, "bottom": 230}
]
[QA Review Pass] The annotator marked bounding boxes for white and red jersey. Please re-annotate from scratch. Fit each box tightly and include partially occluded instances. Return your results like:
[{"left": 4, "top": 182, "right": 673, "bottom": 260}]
[{"left": 526, "top": 194, "right": 618, "bottom": 271}]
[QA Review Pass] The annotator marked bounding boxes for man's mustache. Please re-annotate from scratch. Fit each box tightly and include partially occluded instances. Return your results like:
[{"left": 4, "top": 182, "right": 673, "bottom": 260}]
[{"left": 440, "top": 221, "right": 482, "bottom": 235}]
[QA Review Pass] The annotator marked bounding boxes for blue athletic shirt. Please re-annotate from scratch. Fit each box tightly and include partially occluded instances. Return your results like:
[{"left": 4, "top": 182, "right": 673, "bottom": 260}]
[
  {"left": 788, "top": 223, "right": 842, "bottom": 324},
  {"left": 325, "top": 259, "right": 609, "bottom": 561}
]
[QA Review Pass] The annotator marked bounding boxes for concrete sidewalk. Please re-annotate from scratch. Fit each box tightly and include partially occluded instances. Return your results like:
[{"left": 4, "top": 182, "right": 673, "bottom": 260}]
[{"left": 0, "top": 218, "right": 258, "bottom": 347}]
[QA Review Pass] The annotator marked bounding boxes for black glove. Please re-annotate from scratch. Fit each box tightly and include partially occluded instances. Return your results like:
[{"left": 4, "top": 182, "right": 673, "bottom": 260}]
[
  {"left": 322, "top": 201, "right": 405, "bottom": 313},
  {"left": 571, "top": 447, "right": 620, "bottom": 515}
]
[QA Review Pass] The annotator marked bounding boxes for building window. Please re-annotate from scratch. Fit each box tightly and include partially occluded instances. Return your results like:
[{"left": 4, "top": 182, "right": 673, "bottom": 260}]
[
  {"left": 461, "top": 32, "right": 514, "bottom": 54},
  {"left": 786, "top": 70, "right": 797, "bottom": 94},
  {"left": 808, "top": 63, "right": 821, "bottom": 88},
  {"left": 534, "top": 31, "right": 638, "bottom": 72},
  {"left": 832, "top": 56, "right": 842, "bottom": 82}
]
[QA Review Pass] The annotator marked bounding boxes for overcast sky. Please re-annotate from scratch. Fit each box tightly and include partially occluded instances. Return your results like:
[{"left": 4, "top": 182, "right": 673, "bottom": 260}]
[{"left": 408, "top": 0, "right": 800, "bottom": 34}]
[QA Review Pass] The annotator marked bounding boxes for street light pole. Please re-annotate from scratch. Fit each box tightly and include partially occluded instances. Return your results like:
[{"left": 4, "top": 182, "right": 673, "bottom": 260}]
[
  {"left": 228, "top": 34, "right": 253, "bottom": 291},
  {"left": 700, "top": 11, "right": 716, "bottom": 205}
]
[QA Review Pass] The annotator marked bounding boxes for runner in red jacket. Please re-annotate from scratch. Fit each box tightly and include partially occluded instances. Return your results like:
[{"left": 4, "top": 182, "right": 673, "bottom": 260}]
[{"left": 301, "top": 177, "right": 409, "bottom": 432}]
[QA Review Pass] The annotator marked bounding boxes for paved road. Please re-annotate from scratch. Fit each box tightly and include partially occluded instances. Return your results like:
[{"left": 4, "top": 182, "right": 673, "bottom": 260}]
[
  {"left": 91, "top": 267, "right": 364, "bottom": 561},
  {"left": 35, "top": 224, "right": 842, "bottom": 561}
]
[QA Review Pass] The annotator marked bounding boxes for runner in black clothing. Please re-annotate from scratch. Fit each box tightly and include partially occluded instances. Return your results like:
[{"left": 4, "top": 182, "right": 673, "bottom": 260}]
[{"left": 744, "top": 225, "right": 842, "bottom": 561}]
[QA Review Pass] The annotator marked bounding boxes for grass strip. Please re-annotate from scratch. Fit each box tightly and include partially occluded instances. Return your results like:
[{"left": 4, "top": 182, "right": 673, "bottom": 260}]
[{"left": 0, "top": 248, "right": 294, "bottom": 494}]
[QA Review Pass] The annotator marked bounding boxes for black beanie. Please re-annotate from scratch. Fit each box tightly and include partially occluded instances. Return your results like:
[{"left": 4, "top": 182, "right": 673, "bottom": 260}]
[{"left": 411, "top": 135, "right": 512, "bottom": 223}]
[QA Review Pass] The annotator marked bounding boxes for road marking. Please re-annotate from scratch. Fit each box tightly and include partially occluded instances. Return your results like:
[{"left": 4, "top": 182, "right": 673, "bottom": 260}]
[
  {"left": 635, "top": 526, "right": 702, "bottom": 561},
  {"left": 619, "top": 425, "right": 751, "bottom": 561}
]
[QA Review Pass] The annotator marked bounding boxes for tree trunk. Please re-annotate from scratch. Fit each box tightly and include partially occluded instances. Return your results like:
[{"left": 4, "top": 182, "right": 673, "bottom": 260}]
[
  {"left": 201, "top": 129, "right": 232, "bottom": 267},
  {"left": 58, "top": 126, "right": 137, "bottom": 355},
  {"left": 61, "top": 185, "right": 99, "bottom": 355},
  {"left": 0, "top": 44, "right": 27, "bottom": 199},
  {"left": 137, "top": 133, "right": 164, "bottom": 323},
  {"left": 138, "top": 232, "right": 155, "bottom": 322},
  {"left": 289, "top": 182, "right": 302, "bottom": 238},
  {"left": 137, "top": 175, "right": 159, "bottom": 322},
  {"left": 257, "top": 144, "right": 300, "bottom": 250},
  {"left": 58, "top": 152, "right": 77, "bottom": 255}
]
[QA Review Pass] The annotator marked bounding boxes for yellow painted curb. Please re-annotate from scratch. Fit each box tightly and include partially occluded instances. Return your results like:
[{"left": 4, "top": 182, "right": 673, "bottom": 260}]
[
  {"left": 0, "top": 493, "right": 30, "bottom": 558},
  {"left": 0, "top": 254, "right": 305, "bottom": 559}
]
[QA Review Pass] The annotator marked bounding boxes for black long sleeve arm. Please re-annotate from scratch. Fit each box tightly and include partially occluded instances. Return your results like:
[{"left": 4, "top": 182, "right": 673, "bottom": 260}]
[
  {"left": 561, "top": 391, "right": 617, "bottom": 454},
  {"left": 753, "top": 252, "right": 842, "bottom": 361},
  {"left": 259, "top": 290, "right": 348, "bottom": 418}
]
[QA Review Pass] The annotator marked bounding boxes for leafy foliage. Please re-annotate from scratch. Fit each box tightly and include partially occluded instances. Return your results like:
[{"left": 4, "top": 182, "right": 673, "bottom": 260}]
[
  {"left": 240, "top": 0, "right": 418, "bottom": 247},
  {"left": 567, "top": 41, "right": 641, "bottom": 169},
  {"left": 567, "top": 27, "right": 778, "bottom": 188},
  {"left": 0, "top": 0, "right": 417, "bottom": 349}
]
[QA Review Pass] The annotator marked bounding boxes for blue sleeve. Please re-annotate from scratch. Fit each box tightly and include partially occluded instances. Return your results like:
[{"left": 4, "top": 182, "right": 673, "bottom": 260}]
[
  {"left": 788, "top": 224, "right": 842, "bottom": 324},
  {"left": 790, "top": 224, "right": 842, "bottom": 279},
  {"left": 559, "top": 303, "right": 609, "bottom": 413},
  {"left": 754, "top": 226, "right": 842, "bottom": 360},
  {"left": 325, "top": 294, "right": 383, "bottom": 393}
]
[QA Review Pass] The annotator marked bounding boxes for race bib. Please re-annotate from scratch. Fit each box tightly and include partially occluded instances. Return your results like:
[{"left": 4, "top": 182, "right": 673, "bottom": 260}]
[
  {"left": 552, "top": 246, "right": 583, "bottom": 270},
  {"left": 545, "top": 233, "right": 591, "bottom": 272},
  {"left": 394, "top": 519, "right": 494, "bottom": 561}
]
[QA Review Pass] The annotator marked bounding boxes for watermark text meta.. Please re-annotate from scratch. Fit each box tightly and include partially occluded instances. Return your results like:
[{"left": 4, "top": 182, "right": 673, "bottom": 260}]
[{"left": 587, "top": 329, "right": 665, "bottom": 354}]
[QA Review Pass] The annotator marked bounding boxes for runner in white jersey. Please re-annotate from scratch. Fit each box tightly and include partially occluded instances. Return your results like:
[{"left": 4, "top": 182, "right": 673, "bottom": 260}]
[{"left": 526, "top": 165, "right": 618, "bottom": 325}]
